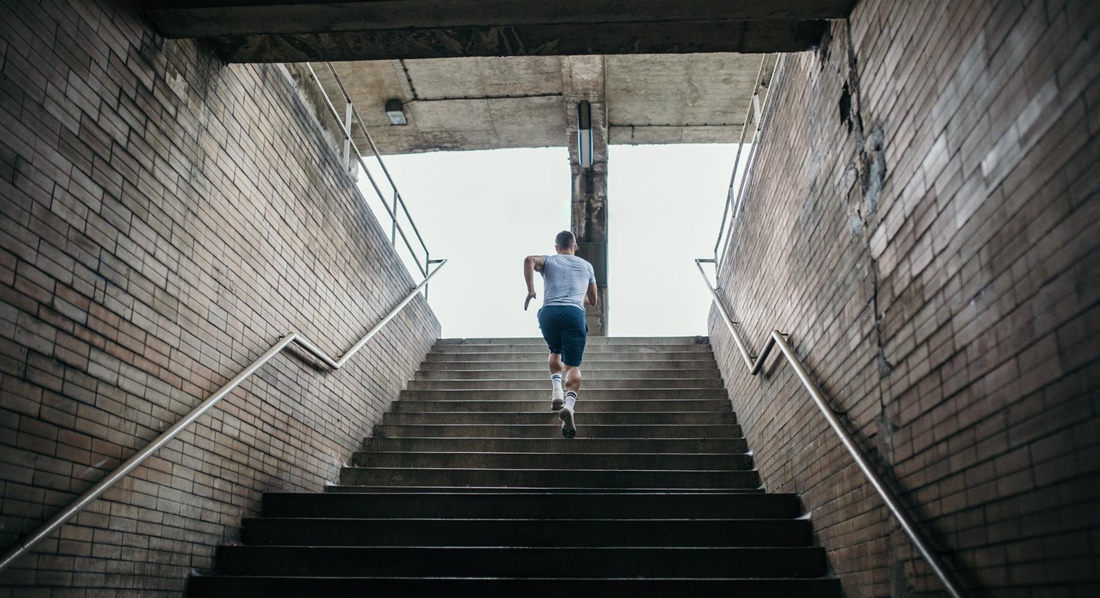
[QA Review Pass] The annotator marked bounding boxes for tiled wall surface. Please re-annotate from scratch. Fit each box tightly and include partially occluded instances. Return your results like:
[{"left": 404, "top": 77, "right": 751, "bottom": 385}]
[
  {"left": 0, "top": 0, "right": 439, "bottom": 594},
  {"left": 710, "top": 1, "right": 1099, "bottom": 595}
]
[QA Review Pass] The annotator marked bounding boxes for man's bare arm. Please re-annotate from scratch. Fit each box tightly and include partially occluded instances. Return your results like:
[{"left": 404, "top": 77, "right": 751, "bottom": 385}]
[
  {"left": 584, "top": 282, "right": 598, "bottom": 306},
  {"left": 523, "top": 255, "right": 545, "bottom": 310}
]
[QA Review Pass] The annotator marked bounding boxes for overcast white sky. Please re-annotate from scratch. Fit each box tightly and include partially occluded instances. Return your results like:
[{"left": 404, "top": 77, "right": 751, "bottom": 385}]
[{"left": 359, "top": 144, "right": 736, "bottom": 339}]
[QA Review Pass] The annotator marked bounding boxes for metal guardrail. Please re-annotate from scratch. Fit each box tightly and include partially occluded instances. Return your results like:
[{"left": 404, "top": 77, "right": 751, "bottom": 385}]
[
  {"left": 712, "top": 54, "right": 782, "bottom": 269},
  {"left": 304, "top": 62, "right": 434, "bottom": 280},
  {"left": 694, "top": 258, "right": 965, "bottom": 598},
  {"left": 0, "top": 259, "right": 447, "bottom": 573}
]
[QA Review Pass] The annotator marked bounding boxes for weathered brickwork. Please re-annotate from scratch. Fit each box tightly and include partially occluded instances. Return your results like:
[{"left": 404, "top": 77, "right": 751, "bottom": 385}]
[
  {"left": 0, "top": 0, "right": 439, "bottom": 595},
  {"left": 710, "top": 0, "right": 1099, "bottom": 596}
]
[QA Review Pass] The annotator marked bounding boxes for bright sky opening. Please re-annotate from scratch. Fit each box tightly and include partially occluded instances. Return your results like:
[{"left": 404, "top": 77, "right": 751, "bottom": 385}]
[{"left": 368, "top": 144, "right": 737, "bottom": 339}]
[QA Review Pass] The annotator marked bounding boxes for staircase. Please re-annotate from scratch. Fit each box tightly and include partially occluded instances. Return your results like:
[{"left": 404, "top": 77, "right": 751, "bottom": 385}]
[{"left": 188, "top": 337, "right": 842, "bottom": 596}]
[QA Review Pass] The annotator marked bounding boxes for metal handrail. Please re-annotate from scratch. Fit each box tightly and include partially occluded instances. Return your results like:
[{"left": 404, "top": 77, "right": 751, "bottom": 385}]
[
  {"left": 713, "top": 54, "right": 769, "bottom": 260},
  {"left": 0, "top": 259, "right": 447, "bottom": 573},
  {"left": 695, "top": 258, "right": 965, "bottom": 598},
  {"left": 304, "top": 63, "right": 432, "bottom": 278},
  {"left": 718, "top": 54, "right": 784, "bottom": 265}
]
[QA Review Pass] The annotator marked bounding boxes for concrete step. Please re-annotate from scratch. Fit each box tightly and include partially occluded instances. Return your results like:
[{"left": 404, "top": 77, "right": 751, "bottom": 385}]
[
  {"left": 351, "top": 451, "right": 753, "bottom": 470},
  {"left": 190, "top": 336, "right": 842, "bottom": 595},
  {"left": 414, "top": 368, "right": 723, "bottom": 380},
  {"left": 399, "top": 388, "right": 730, "bottom": 401},
  {"left": 390, "top": 399, "right": 734, "bottom": 413},
  {"left": 338, "top": 467, "right": 760, "bottom": 489},
  {"left": 431, "top": 343, "right": 713, "bottom": 354},
  {"left": 372, "top": 423, "right": 743, "bottom": 439},
  {"left": 261, "top": 491, "right": 803, "bottom": 519},
  {"left": 406, "top": 378, "right": 725, "bottom": 390},
  {"left": 240, "top": 517, "right": 812, "bottom": 547},
  {"left": 215, "top": 546, "right": 826, "bottom": 578},
  {"left": 436, "top": 336, "right": 710, "bottom": 346},
  {"left": 418, "top": 360, "right": 721, "bottom": 371},
  {"left": 381, "top": 411, "right": 736, "bottom": 426},
  {"left": 425, "top": 351, "right": 717, "bottom": 363},
  {"left": 188, "top": 576, "right": 844, "bottom": 597},
  {"left": 324, "top": 484, "right": 761, "bottom": 494},
  {"left": 361, "top": 437, "right": 749, "bottom": 454}
]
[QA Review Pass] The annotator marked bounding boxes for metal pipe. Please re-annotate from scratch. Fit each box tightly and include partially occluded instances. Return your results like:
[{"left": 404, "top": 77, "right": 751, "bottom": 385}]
[
  {"left": 772, "top": 333, "right": 965, "bottom": 598},
  {"left": 342, "top": 100, "right": 353, "bottom": 170},
  {"left": 718, "top": 54, "right": 785, "bottom": 268},
  {"left": 350, "top": 107, "right": 429, "bottom": 258},
  {"left": 0, "top": 260, "right": 447, "bottom": 574},
  {"left": 694, "top": 259, "right": 755, "bottom": 371},
  {"left": 713, "top": 55, "right": 768, "bottom": 260},
  {"left": 327, "top": 60, "right": 428, "bottom": 260},
  {"left": 693, "top": 262, "right": 966, "bottom": 597},
  {"left": 334, "top": 259, "right": 445, "bottom": 368},
  {"left": 0, "top": 334, "right": 297, "bottom": 572},
  {"left": 302, "top": 64, "right": 430, "bottom": 269}
]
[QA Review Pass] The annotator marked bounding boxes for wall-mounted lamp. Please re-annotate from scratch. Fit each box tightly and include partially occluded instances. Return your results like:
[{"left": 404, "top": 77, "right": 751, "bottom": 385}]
[
  {"left": 577, "top": 100, "right": 593, "bottom": 168},
  {"left": 385, "top": 99, "right": 407, "bottom": 126}
]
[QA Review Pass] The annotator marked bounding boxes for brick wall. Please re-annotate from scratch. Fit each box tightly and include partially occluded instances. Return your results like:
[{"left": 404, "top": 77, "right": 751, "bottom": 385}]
[
  {"left": 710, "top": 0, "right": 1099, "bottom": 595},
  {"left": 0, "top": 0, "right": 440, "bottom": 595}
]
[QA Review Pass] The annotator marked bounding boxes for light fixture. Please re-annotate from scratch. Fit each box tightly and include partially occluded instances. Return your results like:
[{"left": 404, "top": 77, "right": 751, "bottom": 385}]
[
  {"left": 577, "top": 100, "right": 593, "bottom": 168},
  {"left": 385, "top": 99, "right": 407, "bottom": 126}
]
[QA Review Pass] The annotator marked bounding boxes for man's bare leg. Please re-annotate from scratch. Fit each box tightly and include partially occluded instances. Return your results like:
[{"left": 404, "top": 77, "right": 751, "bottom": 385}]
[
  {"left": 548, "top": 353, "right": 565, "bottom": 410},
  {"left": 563, "top": 365, "right": 581, "bottom": 394},
  {"left": 559, "top": 364, "right": 581, "bottom": 439}
]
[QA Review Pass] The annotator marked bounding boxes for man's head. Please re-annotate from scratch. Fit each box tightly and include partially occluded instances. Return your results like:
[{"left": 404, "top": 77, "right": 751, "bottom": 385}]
[{"left": 555, "top": 231, "right": 577, "bottom": 254}]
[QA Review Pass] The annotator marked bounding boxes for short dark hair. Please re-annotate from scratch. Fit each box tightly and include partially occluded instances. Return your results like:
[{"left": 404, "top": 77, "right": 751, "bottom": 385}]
[{"left": 555, "top": 231, "right": 576, "bottom": 249}]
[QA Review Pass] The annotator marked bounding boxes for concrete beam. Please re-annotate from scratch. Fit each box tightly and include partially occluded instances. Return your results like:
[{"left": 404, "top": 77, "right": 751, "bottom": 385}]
[{"left": 143, "top": 0, "right": 851, "bottom": 62}]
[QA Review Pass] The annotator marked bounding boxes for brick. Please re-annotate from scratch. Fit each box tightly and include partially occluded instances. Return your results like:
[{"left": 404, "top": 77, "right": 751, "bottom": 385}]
[
  {"left": 1, "top": 1, "right": 437, "bottom": 594},
  {"left": 708, "top": 1, "right": 1100, "bottom": 595}
]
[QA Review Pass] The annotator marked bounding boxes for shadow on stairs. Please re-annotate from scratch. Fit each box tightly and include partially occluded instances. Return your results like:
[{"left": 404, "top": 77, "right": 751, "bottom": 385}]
[{"left": 188, "top": 337, "right": 843, "bottom": 597}]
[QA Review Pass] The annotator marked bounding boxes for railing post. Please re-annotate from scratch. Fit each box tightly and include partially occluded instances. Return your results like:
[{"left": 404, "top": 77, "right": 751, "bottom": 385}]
[
  {"left": 343, "top": 100, "right": 353, "bottom": 172},
  {"left": 391, "top": 190, "right": 398, "bottom": 246},
  {"left": 302, "top": 62, "right": 434, "bottom": 285}
]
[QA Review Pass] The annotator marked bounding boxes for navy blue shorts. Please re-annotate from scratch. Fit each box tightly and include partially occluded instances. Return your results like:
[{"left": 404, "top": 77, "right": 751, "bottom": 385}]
[{"left": 537, "top": 305, "right": 588, "bottom": 367}]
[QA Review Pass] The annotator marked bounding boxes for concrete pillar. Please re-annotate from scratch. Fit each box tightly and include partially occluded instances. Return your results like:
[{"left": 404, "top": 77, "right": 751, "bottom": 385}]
[
  {"left": 572, "top": 163, "right": 609, "bottom": 336},
  {"left": 563, "top": 57, "right": 609, "bottom": 336}
]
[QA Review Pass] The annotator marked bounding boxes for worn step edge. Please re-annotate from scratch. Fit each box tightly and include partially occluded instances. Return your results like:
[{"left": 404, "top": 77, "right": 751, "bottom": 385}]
[
  {"left": 398, "top": 390, "right": 731, "bottom": 400},
  {"left": 389, "top": 400, "right": 734, "bottom": 412},
  {"left": 240, "top": 518, "right": 813, "bottom": 547},
  {"left": 337, "top": 469, "right": 761, "bottom": 489},
  {"left": 187, "top": 576, "right": 843, "bottom": 598},
  {"left": 214, "top": 546, "right": 827, "bottom": 577},
  {"left": 372, "top": 424, "right": 743, "bottom": 439},
  {"left": 263, "top": 491, "right": 796, "bottom": 516},
  {"left": 436, "top": 336, "right": 709, "bottom": 344},
  {"left": 351, "top": 452, "right": 752, "bottom": 470},
  {"left": 323, "top": 485, "right": 766, "bottom": 494},
  {"left": 361, "top": 437, "right": 750, "bottom": 453},
  {"left": 381, "top": 413, "right": 736, "bottom": 425}
]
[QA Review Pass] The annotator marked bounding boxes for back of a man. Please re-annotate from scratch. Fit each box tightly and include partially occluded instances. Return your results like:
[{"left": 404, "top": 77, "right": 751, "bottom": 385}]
[{"left": 523, "top": 231, "right": 598, "bottom": 438}]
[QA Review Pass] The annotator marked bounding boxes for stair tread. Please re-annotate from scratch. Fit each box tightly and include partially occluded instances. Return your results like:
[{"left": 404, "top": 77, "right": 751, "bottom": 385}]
[
  {"left": 325, "top": 486, "right": 765, "bottom": 493},
  {"left": 246, "top": 516, "right": 801, "bottom": 521},
  {"left": 192, "top": 575, "right": 836, "bottom": 581},
  {"left": 359, "top": 451, "right": 745, "bottom": 456},
  {"left": 194, "top": 337, "right": 838, "bottom": 592}
]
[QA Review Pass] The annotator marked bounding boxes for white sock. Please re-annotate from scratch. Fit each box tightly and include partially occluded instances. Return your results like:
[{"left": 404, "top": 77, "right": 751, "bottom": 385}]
[
  {"left": 551, "top": 374, "right": 563, "bottom": 393},
  {"left": 564, "top": 391, "right": 577, "bottom": 410}
]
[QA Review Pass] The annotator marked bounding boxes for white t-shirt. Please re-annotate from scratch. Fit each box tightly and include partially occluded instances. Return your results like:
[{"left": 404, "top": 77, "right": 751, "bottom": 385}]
[{"left": 541, "top": 254, "right": 596, "bottom": 310}]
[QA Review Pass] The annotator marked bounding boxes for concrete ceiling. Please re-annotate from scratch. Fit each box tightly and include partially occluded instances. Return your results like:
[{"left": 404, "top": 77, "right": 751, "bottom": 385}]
[
  {"left": 144, "top": 1, "right": 823, "bottom": 156},
  {"left": 312, "top": 54, "right": 775, "bottom": 155},
  {"left": 144, "top": 1, "right": 853, "bottom": 62}
]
